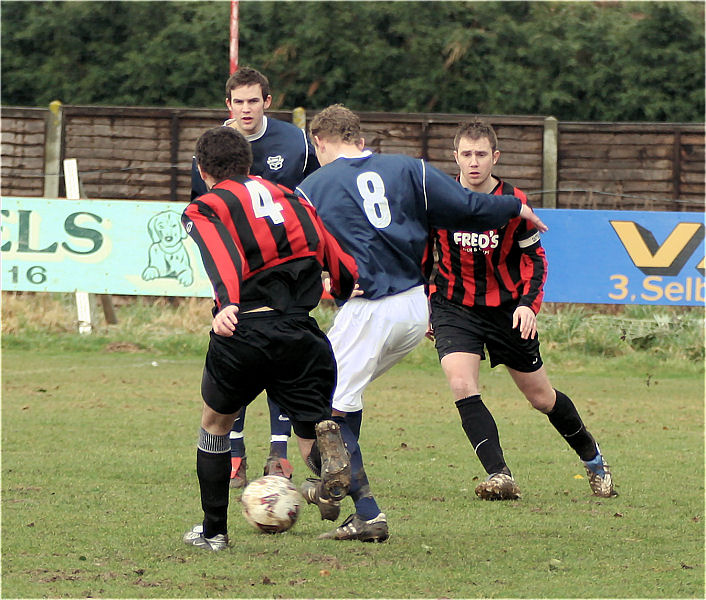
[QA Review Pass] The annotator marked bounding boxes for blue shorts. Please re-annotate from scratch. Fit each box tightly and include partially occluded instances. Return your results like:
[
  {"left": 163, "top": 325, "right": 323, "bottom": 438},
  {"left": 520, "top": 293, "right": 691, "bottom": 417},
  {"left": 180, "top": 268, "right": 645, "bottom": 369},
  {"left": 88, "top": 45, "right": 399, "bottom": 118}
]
[{"left": 430, "top": 294, "right": 543, "bottom": 373}]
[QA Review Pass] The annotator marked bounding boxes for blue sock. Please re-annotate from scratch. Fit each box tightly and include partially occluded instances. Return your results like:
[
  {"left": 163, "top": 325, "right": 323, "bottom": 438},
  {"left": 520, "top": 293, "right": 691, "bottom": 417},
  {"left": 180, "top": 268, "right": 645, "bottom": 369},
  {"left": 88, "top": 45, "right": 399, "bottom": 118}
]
[
  {"left": 268, "top": 397, "right": 290, "bottom": 458},
  {"left": 345, "top": 410, "right": 363, "bottom": 440},
  {"left": 230, "top": 408, "right": 246, "bottom": 457},
  {"left": 332, "top": 415, "right": 381, "bottom": 520},
  {"left": 269, "top": 440, "right": 288, "bottom": 459}
]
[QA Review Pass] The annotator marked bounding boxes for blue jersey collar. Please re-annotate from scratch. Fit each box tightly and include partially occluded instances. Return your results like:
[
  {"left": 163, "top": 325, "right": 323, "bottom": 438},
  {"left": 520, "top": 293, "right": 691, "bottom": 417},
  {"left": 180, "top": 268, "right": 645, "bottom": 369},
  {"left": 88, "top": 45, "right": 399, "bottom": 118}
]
[{"left": 335, "top": 149, "right": 372, "bottom": 161}]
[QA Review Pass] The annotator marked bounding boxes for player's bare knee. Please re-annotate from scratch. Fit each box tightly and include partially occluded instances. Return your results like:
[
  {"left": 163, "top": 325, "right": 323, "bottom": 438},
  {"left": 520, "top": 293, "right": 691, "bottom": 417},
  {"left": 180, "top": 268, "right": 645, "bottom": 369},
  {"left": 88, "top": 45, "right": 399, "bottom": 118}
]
[
  {"left": 526, "top": 392, "right": 555, "bottom": 413},
  {"left": 447, "top": 376, "right": 477, "bottom": 399}
]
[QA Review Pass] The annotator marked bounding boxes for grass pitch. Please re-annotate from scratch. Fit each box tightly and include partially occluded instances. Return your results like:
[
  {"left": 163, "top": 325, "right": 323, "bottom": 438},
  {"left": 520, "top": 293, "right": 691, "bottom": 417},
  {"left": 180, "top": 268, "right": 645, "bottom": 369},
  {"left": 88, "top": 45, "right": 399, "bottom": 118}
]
[{"left": 1, "top": 295, "right": 704, "bottom": 598}]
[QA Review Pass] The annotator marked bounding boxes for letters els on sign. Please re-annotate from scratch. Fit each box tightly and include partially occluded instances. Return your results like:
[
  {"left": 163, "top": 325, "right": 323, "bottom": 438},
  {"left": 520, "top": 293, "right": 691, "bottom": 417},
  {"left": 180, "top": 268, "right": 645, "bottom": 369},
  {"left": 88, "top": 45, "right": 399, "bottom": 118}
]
[{"left": 1, "top": 198, "right": 213, "bottom": 297}]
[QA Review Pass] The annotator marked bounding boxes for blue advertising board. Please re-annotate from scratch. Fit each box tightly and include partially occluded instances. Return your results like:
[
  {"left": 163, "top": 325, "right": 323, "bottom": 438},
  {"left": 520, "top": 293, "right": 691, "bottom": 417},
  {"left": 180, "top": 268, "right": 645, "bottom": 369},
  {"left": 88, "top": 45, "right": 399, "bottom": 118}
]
[
  {"left": 1, "top": 198, "right": 704, "bottom": 306},
  {"left": 538, "top": 209, "right": 704, "bottom": 306}
]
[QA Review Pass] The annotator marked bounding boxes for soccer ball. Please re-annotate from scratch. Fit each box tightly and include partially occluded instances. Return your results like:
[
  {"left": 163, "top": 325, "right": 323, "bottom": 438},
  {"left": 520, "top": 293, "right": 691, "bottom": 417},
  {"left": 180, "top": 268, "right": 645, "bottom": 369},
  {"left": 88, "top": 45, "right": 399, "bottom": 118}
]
[{"left": 241, "top": 475, "right": 302, "bottom": 534}]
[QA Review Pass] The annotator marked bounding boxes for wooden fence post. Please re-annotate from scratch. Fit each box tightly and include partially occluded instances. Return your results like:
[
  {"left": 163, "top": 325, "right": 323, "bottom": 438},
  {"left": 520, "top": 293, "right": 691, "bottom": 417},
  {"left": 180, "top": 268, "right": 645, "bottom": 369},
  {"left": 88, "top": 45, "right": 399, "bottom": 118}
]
[
  {"left": 542, "top": 116, "right": 558, "bottom": 208},
  {"left": 672, "top": 128, "right": 682, "bottom": 206},
  {"left": 169, "top": 113, "right": 180, "bottom": 202},
  {"left": 292, "top": 106, "right": 306, "bottom": 130},
  {"left": 43, "top": 100, "right": 63, "bottom": 198}
]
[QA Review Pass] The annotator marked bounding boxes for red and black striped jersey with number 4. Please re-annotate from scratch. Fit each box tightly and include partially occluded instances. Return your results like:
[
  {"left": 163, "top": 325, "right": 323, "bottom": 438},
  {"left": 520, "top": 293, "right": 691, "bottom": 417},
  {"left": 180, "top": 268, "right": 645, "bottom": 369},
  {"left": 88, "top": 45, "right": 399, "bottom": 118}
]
[
  {"left": 431, "top": 180, "right": 547, "bottom": 314},
  {"left": 183, "top": 175, "right": 358, "bottom": 313}
]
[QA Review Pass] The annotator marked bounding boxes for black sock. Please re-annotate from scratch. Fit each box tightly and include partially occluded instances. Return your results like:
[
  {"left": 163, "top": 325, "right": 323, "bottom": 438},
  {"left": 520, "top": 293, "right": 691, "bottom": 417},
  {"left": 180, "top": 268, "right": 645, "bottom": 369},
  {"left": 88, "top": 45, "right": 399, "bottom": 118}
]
[
  {"left": 455, "top": 395, "right": 510, "bottom": 476},
  {"left": 306, "top": 440, "right": 321, "bottom": 476},
  {"left": 547, "top": 389, "right": 598, "bottom": 462},
  {"left": 196, "top": 448, "right": 230, "bottom": 538}
]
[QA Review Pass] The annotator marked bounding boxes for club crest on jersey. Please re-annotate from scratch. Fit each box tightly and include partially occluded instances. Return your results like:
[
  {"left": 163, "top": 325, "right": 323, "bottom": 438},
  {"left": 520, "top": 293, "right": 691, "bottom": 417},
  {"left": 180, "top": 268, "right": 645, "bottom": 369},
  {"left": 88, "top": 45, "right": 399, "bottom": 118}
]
[
  {"left": 267, "top": 155, "right": 285, "bottom": 171},
  {"left": 454, "top": 231, "right": 499, "bottom": 253}
]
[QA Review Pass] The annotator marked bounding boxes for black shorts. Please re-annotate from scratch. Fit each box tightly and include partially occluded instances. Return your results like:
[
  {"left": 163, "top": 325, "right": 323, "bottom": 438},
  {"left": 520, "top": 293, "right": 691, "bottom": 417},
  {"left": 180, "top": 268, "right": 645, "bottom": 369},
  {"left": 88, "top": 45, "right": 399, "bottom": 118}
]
[
  {"left": 430, "top": 294, "right": 543, "bottom": 372},
  {"left": 201, "top": 313, "right": 336, "bottom": 439}
]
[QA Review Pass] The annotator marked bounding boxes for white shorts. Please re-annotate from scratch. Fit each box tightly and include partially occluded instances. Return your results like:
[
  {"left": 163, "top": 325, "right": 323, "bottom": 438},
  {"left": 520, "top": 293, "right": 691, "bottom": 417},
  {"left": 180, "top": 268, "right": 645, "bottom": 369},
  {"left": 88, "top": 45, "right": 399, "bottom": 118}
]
[{"left": 327, "top": 285, "right": 429, "bottom": 412}]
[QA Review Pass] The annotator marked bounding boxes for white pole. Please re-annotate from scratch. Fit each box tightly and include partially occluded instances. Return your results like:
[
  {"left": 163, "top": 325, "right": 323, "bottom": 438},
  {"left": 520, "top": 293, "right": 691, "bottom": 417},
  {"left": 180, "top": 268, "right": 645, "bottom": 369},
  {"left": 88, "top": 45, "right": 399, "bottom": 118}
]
[{"left": 63, "top": 158, "right": 94, "bottom": 334}]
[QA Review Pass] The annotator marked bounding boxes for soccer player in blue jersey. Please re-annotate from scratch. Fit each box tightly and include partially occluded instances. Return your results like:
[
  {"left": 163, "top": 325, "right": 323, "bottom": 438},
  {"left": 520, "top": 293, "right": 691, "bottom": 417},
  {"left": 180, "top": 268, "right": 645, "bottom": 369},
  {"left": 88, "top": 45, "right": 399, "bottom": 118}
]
[
  {"left": 191, "top": 68, "right": 320, "bottom": 488},
  {"left": 295, "top": 104, "right": 547, "bottom": 542},
  {"left": 191, "top": 67, "right": 318, "bottom": 198}
]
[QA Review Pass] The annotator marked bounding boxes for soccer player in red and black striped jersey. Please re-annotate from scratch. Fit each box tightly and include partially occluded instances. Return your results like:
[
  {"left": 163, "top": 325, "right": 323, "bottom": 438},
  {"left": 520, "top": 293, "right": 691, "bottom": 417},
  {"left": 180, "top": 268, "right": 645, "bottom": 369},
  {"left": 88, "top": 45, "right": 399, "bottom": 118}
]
[
  {"left": 191, "top": 67, "right": 322, "bottom": 488},
  {"left": 428, "top": 120, "right": 617, "bottom": 500},
  {"left": 181, "top": 126, "right": 358, "bottom": 551}
]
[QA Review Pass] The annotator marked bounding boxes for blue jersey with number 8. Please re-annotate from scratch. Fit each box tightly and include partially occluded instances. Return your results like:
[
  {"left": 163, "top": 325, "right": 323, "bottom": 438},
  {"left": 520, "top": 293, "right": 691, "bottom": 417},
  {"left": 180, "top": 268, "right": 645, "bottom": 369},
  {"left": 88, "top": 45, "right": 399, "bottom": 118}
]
[{"left": 296, "top": 152, "right": 522, "bottom": 300}]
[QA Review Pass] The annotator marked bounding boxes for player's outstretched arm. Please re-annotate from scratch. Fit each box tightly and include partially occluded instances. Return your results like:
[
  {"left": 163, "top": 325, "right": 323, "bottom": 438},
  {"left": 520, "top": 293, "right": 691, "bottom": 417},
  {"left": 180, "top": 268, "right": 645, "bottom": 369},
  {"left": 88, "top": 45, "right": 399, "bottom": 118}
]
[
  {"left": 423, "top": 161, "right": 543, "bottom": 232},
  {"left": 312, "top": 211, "right": 359, "bottom": 300}
]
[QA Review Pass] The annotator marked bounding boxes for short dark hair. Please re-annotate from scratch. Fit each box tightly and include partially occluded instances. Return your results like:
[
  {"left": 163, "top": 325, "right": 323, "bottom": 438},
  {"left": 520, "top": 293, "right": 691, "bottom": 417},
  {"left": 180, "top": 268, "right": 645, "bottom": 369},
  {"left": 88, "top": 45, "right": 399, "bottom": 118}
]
[
  {"left": 309, "top": 104, "right": 362, "bottom": 144},
  {"left": 195, "top": 127, "right": 252, "bottom": 181},
  {"left": 224, "top": 66, "right": 271, "bottom": 100},
  {"left": 454, "top": 119, "right": 498, "bottom": 152}
]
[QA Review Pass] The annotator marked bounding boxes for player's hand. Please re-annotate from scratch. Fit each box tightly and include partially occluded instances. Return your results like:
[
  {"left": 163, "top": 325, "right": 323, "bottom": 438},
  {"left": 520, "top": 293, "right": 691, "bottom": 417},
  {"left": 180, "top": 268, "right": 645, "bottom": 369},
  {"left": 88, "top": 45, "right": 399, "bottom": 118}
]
[
  {"left": 512, "top": 305, "right": 537, "bottom": 340},
  {"left": 425, "top": 323, "right": 435, "bottom": 341},
  {"left": 324, "top": 275, "right": 364, "bottom": 300},
  {"left": 519, "top": 204, "right": 548, "bottom": 233},
  {"left": 323, "top": 275, "right": 332, "bottom": 295},
  {"left": 212, "top": 304, "right": 239, "bottom": 337}
]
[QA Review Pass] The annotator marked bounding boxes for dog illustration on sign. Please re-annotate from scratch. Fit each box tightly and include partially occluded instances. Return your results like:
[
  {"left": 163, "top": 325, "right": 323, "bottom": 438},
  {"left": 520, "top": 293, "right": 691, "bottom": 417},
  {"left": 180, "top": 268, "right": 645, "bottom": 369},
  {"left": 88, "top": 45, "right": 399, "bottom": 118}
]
[{"left": 142, "top": 210, "right": 193, "bottom": 286}]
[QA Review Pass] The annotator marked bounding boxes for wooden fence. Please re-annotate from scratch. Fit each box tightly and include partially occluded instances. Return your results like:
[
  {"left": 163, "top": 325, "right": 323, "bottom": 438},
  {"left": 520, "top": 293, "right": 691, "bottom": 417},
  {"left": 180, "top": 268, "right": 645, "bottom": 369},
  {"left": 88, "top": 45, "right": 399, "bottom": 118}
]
[{"left": 2, "top": 104, "right": 703, "bottom": 212}]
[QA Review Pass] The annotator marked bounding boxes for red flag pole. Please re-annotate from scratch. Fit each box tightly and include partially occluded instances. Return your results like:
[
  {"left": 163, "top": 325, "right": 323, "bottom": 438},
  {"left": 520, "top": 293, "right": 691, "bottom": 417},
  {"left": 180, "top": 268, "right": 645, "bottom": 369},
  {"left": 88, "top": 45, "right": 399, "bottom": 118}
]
[{"left": 230, "top": 0, "right": 239, "bottom": 75}]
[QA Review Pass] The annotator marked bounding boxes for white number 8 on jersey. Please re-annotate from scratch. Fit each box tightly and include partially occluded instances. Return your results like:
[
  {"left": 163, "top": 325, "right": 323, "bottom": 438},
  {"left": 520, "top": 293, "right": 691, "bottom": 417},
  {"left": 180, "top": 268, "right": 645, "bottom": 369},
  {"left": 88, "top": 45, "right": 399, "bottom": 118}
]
[{"left": 357, "top": 172, "right": 391, "bottom": 228}]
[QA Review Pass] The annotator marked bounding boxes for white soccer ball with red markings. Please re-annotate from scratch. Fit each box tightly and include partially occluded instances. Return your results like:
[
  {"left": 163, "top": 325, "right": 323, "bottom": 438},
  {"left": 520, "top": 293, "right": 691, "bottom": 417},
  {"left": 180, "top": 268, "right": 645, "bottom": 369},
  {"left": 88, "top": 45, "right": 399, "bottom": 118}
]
[{"left": 241, "top": 475, "right": 301, "bottom": 533}]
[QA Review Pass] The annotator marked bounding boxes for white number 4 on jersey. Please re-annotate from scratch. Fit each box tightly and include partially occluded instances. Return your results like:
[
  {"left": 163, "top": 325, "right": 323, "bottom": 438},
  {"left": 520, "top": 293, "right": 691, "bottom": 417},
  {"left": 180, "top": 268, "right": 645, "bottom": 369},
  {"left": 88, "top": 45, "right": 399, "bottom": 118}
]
[{"left": 246, "top": 179, "right": 285, "bottom": 224}]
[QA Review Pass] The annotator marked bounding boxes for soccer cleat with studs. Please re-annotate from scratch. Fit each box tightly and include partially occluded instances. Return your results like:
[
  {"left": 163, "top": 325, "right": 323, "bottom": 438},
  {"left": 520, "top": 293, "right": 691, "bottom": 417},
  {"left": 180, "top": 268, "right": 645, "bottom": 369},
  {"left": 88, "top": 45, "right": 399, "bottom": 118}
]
[
  {"left": 582, "top": 446, "right": 617, "bottom": 498},
  {"left": 301, "top": 477, "right": 341, "bottom": 521},
  {"left": 315, "top": 420, "right": 351, "bottom": 501},
  {"left": 229, "top": 456, "right": 247, "bottom": 489},
  {"left": 318, "top": 512, "right": 389, "bottom": 542},
  {"left": 263, "top": 456, "right": 294, "bottom": 479},
  {"left": 475, "top": 472, "right": 521, "bottom": 500},
  {"left": 183, "top": 524, "right": 229, "bottom": 551}
]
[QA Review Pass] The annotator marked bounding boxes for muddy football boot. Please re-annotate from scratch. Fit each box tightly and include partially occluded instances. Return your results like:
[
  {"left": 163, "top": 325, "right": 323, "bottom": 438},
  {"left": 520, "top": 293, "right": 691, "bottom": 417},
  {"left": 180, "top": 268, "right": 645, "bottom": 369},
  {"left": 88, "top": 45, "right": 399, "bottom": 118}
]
[
  {"left": 229, "top": 456, "right": 247, "bottom": 489},
  {"left": 301, "top": 477, "right": 341, "bottom": 521},
  {"left": 475, "top": 472, "right": 521, "bottom": 500},
  {"left": 583, "top": 446, "right": 617, "bottom": 497},
  {"left": 263, "top": 456, "right": 294, "bottom": 479},
  {"left": 315, "top": 420, "right": 351, "bottom": 501},
  {"left": 318, "top": 513, "right": 389, "bottom": 542}
]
